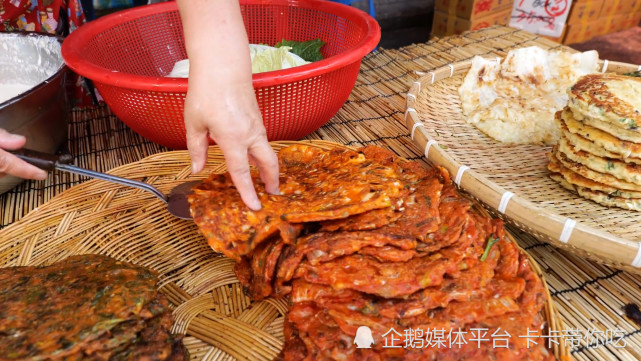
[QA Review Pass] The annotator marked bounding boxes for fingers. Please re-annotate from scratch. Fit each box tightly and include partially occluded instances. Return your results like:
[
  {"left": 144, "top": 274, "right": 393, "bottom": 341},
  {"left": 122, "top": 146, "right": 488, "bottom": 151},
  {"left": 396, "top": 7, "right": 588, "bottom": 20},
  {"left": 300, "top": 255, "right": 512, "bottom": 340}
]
[
  {"left": 249, "top": 139, "right": 279, "bottom": 195},
  {"left": 0, "top": 128, "right": 27, "bottom": 150},
  {"left": 185, "top": 122, "right": 210, "bottom": 174},
  {"left": 0, "top": 149, "right": 47, "bottom": 180},
  {"left": 223, "top": 146, "right": 262, "bottom": 211},
  {"left": 0, "top": 129, "right": 47, "bottom": 180}
]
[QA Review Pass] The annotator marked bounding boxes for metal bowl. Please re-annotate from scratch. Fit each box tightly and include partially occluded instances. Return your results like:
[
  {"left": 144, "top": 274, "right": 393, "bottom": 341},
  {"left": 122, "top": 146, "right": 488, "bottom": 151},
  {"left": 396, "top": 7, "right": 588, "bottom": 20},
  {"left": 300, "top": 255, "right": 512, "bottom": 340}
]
[{"left": 0, "top": 32, "right": 69, "bottom": 194}]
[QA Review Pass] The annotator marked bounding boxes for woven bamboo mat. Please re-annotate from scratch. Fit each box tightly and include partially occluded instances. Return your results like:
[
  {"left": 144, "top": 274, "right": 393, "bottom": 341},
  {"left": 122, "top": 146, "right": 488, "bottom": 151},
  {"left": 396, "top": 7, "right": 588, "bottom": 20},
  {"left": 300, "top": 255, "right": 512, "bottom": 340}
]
[{"left": 1, "top": 26, "right": 641, "bottom": 360}]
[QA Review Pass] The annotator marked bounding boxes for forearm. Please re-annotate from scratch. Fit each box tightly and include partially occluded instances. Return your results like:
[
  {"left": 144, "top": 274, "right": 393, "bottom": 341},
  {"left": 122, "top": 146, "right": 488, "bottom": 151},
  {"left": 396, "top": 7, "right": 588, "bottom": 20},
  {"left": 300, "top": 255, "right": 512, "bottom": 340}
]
[
  {"left": 176, "top": 0, "right": 252, "bottom": 88},
  {"left": 176, "top": 0, "right": 278, "bottom": 210}
]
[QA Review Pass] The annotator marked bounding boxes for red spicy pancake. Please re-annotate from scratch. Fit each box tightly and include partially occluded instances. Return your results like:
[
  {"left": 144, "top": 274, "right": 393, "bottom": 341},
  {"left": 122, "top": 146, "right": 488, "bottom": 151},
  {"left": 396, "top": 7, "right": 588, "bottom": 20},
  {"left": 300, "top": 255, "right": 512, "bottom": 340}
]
[
  {"left": 374, "top": 158, "right": 444, "bottom": 242},
  {"left": 319, "top": 206, "right": 402, "bottom": 232},
  {"left": 293, "top": 252, "right": 464, "bottom": 298},
  {"left": 247, "top": 239, "right": 276, "bottom": 300},
  {"left": 291, "top": 207, "right": 490, "bottom": 299},
  {"left": 272, "top": 231, "right": 417, "bottom": 297},
  {"left": 189, "top": 145, "right": 405, "bottom": 260},
  {"left": 193, "top": 144, "right": 554, "bottom": 361},
  {"left": 248, "top": 238, "right": 287, "bottom": 300},
  {"left": 282, "top": 222, "right": 551, "bottom": 361},
  {"left": 357, "top": 245, "right": 419, "bottom": 263},
  {"left": 233, "top": 257, "right": 252, "bottom": 289},
  {"left": 373, "top": 175, "right": 443, "bottom": 242},
  {"left": 319, "top": 146, "right": 442, "bottom": 236},
  {"left": 303, "top": 231, "right": 418, "bottom": 265},
  {"left": 289, "top": 222, "right": 503, "bottom": 320},
  {"left": 288, "top": 272, "right": 545, "bottom": 361}
]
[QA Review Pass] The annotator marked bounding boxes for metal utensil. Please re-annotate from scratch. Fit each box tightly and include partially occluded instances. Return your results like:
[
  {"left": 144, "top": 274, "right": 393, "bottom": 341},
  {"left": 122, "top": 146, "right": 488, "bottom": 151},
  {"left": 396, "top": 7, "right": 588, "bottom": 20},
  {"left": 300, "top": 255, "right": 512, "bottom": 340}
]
[
  {"left": 0, "top": 32, "right": 70, "bottom": 195},
  {"left": 13, "top": 149, "right": 198, "bottom": 220}
]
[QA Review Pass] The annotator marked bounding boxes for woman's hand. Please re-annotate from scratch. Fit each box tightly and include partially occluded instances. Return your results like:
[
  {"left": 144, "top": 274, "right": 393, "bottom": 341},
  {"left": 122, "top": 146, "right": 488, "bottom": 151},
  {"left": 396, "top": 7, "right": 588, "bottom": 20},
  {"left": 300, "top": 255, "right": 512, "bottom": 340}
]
[
  {"left": 177, "top": 0, "right": 279, "bottom": 211},
  {"left": 184, "top": 73, "right": 279, "bottom": 211},
  {"left": 0, "top": 129, "right": 47, "bottom": 179}
]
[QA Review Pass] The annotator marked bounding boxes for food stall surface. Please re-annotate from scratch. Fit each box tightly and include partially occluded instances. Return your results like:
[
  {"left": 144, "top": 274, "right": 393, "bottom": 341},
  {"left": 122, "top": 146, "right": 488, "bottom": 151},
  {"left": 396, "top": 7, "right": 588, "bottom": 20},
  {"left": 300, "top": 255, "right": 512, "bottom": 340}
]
[{"left": 1, "top": 26, "right": 640, "bottom": 360}]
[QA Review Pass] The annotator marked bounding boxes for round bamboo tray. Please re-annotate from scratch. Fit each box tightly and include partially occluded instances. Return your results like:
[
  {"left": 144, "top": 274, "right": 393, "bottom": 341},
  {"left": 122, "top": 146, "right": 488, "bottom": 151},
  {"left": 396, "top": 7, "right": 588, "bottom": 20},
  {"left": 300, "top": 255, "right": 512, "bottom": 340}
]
[
  {"left": 0, "top": 140, "right": 567, "bottom": 360},
  {"left": 404, "top": 58, "right": 641, "bottom": 273}
]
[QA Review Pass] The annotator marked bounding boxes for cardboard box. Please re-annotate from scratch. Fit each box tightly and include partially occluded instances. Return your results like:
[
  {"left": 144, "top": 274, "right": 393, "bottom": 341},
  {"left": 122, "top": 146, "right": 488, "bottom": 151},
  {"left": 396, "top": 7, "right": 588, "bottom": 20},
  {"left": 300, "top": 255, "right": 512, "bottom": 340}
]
[
  {"left": 567, "top": 2, "right": 640, "bottom": 41},
  {"left": 563, "top": 24, "right": 582, "bottom": 44},
  {"left": 571, "top": 11, "right": 640, "bottom": 41},
  {"left": 431, "top": 11, "right": 452, "bottom": 37},
  {"left": 591, "top": 17, "right": 608, "bottom": 37},
  {"left": 621, "top": 0, "right": 641, "bottom": 14},
  {"left": 434, "top": 0, "right": 512, "bottom": 20},
  {"left": 623, "top": 11, "right": 641, "bottom": 28},
  {"left": 563, "top": 21, "right": 602, "bottom": 44},
  {"left": 600, "top": 0, "right": 625, "bottom": 16},
  {"left": 605, "top": 13, "right": 631, "bottom": 33},
  {"left": 602, "top": 8, "right": 641, "bottom": 32},
  {"left": 566, "top": 0, "right": 603, "bottom": 25},
  {"left": 431, "top": 7, "right": 512, "bottom": 37}
]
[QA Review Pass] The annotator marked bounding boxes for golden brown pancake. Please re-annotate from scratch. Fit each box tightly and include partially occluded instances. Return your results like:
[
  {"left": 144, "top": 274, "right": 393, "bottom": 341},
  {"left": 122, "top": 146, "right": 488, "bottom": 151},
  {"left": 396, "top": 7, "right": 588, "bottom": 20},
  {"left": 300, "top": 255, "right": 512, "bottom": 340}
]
[
  {"left": 559, "top": 111, "right": 641, "bottom": 164},
  {"left": 553, "top": 147, "right": 641, "bottom": 191},
  {"left": 558, "top": 136, "right": 641, "bottom": 185},
  {"left": 548, "top": 152, "right": 641, "bottom": 198},
  {"left": 568, "top": 73, "right": 641, "bottom": 140},
  {"left": 561, "top": 108, "right": 641, "bottom": 159}
]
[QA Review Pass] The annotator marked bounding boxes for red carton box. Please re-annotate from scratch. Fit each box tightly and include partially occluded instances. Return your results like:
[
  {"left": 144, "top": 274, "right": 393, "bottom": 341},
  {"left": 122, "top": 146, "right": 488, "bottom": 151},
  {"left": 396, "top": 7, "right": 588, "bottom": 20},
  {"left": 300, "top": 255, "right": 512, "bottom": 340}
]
[{"left": 432, "top": 7, "right": 512, "bottom": 37}]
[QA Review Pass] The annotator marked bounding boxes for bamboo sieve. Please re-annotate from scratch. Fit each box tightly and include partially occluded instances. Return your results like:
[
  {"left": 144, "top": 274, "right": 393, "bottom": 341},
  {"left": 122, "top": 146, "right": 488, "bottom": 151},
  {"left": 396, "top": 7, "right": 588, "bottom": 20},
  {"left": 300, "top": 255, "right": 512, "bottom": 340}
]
[{"left": 405, "top": 57, "right": 641, "bottom": 273}]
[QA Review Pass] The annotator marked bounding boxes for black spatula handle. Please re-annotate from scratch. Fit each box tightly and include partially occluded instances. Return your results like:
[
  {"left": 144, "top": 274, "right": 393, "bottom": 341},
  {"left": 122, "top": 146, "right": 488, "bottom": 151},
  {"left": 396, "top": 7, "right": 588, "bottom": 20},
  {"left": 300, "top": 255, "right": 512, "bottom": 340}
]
[{"left": 11, "top": 149, "right": 74, "bottom": 171}]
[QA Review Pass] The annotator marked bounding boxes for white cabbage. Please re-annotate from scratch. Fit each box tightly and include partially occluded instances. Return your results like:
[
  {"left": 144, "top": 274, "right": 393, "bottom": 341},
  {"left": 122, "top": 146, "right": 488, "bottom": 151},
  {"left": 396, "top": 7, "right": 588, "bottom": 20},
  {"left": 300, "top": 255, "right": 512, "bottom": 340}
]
[
  {"left": 249, "top": 44, "right": 309, "bottom": 73},
  {"left": 167, "top": 44, "right": 309, "bottom": 78}
]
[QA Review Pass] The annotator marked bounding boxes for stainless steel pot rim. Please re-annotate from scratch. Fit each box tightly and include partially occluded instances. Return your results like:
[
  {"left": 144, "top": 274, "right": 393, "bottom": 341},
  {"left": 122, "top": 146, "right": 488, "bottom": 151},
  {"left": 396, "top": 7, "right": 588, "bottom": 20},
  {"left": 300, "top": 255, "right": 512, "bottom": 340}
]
[{"left": 0, "top": 31, "right": 67, "bottom": 108}]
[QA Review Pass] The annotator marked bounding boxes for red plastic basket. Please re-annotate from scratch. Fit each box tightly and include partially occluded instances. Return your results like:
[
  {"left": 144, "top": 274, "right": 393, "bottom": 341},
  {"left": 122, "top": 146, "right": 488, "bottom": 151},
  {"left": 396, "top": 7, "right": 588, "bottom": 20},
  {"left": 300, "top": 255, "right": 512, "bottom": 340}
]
[{"left": 62, "top": 0, "right": 380, "bottom": 149}]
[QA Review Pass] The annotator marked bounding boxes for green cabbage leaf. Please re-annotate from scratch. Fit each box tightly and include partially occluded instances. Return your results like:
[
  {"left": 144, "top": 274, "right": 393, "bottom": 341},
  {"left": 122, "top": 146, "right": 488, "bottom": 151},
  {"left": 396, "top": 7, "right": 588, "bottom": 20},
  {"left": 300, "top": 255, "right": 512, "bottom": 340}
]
[{"left": 274, "top": 39, "right": 325, "bottom": 62}]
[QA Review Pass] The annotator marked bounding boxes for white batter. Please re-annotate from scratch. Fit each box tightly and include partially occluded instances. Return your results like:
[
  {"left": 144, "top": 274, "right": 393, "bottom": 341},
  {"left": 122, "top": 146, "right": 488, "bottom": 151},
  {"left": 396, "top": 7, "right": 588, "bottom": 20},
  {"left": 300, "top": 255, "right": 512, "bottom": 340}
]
[{"left": 0, "top": 84, "right": 31, "bottom": 104}]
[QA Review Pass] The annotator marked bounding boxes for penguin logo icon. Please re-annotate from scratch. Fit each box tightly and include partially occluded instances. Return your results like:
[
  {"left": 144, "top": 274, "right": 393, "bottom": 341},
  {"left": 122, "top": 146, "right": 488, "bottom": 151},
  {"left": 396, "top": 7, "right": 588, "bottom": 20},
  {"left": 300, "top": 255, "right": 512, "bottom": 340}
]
[{"left": 354, "top": 326, "right": 375, "bottom": 348}]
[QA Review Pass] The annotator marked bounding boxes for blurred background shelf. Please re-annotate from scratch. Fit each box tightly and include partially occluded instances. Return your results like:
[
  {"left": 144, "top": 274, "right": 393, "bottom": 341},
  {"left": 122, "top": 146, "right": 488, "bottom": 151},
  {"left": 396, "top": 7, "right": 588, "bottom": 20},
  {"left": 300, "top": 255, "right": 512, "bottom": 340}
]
[
  {"left": 89, "top": 0, "right": 639, "bottom": 62},
  {"left": 91, "top": 0, "right": 434, "bottom": 50},
  {"left": 347, "top": 0, "right": 433, "bottom": 49}
]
